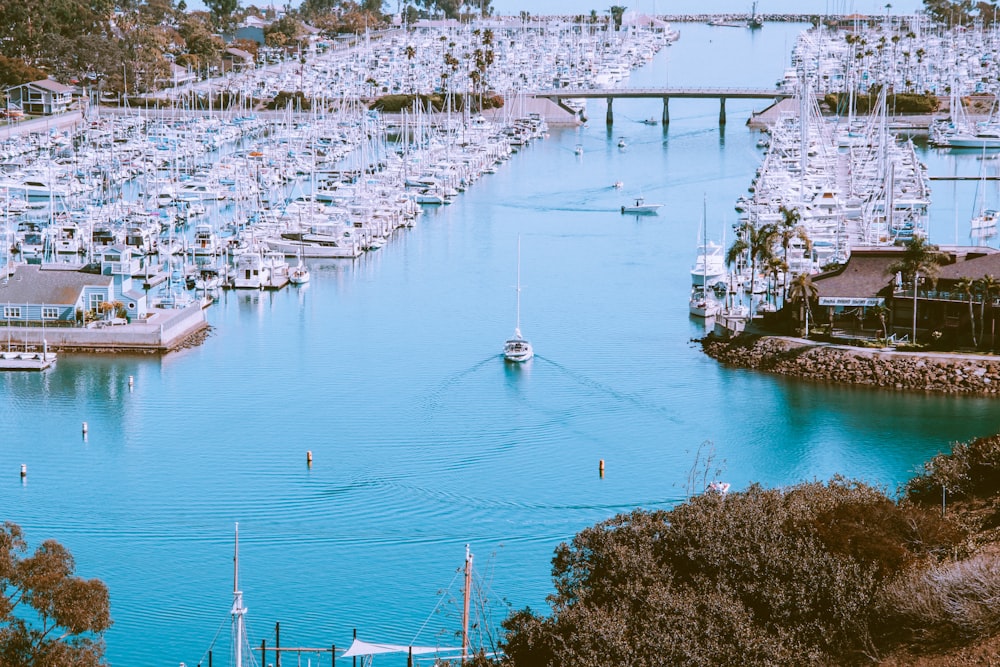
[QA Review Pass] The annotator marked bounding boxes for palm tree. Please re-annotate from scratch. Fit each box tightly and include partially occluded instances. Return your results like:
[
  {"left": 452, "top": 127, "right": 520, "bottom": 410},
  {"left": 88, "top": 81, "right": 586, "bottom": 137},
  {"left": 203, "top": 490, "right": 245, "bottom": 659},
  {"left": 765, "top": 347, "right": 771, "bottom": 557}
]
[
  {"left": 870, "top": 303, "right": 889, "bottom": 340},
  {"left": 977, "top": 274, "right": 1000, "bottom": 347},
  {"left": 777, "top": 205, "right": 811, "bottom": 301},
  {"left": 788, "top": 273, "right": 818, "bottom": 336},
  {"left": 764, "top": 256, "right": 787, "bottom": 311},
  {"left": 609, "top": 5, "right": 626, "bottom": 31},
  {"left": 726, "top": 220, "right": 778, "bottom": 317},
  {"left": 885, "top": 236, "right": 947, "bottom": 342},
  {"left": 954, "top": 277, "right": 978, "bottom": 347}
]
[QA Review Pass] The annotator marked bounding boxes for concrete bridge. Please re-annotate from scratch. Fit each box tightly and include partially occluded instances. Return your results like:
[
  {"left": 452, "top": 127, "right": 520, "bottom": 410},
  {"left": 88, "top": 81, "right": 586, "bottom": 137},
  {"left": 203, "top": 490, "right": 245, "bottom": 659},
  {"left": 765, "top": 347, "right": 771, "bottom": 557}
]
[{"left": 529, "top": 87, "right": 794, "bottom": 126}]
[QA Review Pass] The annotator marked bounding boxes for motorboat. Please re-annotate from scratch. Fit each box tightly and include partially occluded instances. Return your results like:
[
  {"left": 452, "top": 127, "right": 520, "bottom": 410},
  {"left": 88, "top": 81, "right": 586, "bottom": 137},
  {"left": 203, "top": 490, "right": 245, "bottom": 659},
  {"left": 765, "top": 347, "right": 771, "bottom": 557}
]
[
  {"left": 190, "top": 223, "right": 220, "bottom": 256},
  {"left": 233, "top": 250, "right": 269, "bottom": 289},
  {"left": 621, "top": 197, "right": 662, "bottom": 215},
  {"left": 691, "top": 241, "right": 727, "bottom": 286}
]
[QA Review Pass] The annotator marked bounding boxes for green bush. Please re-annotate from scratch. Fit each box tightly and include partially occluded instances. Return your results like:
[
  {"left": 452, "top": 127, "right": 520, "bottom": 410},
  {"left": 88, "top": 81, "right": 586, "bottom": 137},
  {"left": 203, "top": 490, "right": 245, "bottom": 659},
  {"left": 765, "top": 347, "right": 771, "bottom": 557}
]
[
  {"left": 370, "top": 92, "right": 504, "bottom": 113},
  {"left": 267, "top": 90, "right": 311, "bottom": 111},
  {"left": 824, "top": 91, "right": 938, "bottom": 115}
]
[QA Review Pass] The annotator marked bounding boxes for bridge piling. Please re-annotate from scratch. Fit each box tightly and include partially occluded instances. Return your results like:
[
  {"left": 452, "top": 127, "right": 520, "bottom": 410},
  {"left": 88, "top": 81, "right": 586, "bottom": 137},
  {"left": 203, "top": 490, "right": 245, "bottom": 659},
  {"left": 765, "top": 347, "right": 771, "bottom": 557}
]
[
  {"left": 661, "top": 97, "right": 669, "bottom": 125},
  {"left": 719, "top": 98, "right": 726, "bottom": 126},
  {"left": 606, "top": 98, "right": 614, "bottom": 126}
]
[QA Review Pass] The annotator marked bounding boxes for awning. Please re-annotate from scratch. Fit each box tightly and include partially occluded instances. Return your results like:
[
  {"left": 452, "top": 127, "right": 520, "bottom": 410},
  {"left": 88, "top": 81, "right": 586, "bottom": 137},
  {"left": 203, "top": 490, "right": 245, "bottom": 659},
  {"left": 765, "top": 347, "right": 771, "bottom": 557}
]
[{"left": 340, "top": 638, "right": 461, "bottom": 658}]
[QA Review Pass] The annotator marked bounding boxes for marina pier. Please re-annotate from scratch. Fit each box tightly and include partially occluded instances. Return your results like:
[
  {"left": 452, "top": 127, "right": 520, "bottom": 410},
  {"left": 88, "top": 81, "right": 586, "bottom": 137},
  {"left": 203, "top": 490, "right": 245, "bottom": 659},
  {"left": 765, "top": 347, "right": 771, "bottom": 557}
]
[{"left": 529, "top": 87, "right": 794, "bottom": 125}]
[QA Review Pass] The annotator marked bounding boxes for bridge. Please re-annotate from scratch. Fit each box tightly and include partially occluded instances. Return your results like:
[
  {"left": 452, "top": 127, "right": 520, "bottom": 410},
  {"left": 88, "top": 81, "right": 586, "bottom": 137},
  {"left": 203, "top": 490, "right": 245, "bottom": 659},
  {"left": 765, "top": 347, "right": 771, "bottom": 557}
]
[{"left": 528, "top": 87, "right": 794, "bottom": 126}]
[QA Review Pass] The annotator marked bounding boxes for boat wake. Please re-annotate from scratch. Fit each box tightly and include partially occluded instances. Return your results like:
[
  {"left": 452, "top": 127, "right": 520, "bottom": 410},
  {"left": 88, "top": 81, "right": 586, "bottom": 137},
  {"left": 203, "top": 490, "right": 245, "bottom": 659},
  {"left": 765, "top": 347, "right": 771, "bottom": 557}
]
[{"left": 532, "top": 355, "right": 682, "bottom": 424}]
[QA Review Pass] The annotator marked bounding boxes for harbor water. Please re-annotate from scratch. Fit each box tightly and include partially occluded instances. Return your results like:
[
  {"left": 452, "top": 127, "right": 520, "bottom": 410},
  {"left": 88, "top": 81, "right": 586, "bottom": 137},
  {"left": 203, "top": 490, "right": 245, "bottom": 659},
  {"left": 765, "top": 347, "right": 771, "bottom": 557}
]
[{"left": 3, "top": 23, "right": 1000, "bottom": 666}]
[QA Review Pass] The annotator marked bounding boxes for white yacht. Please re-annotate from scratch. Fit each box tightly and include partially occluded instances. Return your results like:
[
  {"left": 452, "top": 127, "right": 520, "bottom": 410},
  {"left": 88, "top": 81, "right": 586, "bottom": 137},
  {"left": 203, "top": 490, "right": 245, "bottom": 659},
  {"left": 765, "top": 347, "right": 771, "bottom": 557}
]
[
  {"left": 691, "top": 240, "right": 727, "bottom": 286},
  {"left": 233, "top": 250, "right": 269, "bottom": 289},
  {"left": 190, "top": 223, "right": 220, "bottom": 256},
  {"left": 621, "top": 197, "right": 662, "bottom": 215}
]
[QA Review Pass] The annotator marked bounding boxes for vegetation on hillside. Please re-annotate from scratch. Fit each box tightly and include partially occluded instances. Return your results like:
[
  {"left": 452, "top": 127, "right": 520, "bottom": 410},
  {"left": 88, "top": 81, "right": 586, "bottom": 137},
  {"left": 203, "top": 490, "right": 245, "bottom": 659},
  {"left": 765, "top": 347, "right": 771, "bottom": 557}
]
[
  {"left": 494, "top": 435, "right": 1000, "bottom": 666},
  {"left": 370, "top": 92, "right": 503, "bottom": 112},
  {"left": 823, "top": 91, "right": 940, "bottom": 114}
]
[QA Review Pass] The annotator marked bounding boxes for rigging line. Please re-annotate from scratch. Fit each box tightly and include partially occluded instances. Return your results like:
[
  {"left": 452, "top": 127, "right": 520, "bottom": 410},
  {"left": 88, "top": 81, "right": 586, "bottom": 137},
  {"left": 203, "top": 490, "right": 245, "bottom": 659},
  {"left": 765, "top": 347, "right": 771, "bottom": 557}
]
[
  {"left": 410, "top": 567, "right": 464, "bottom": 646},
  {"left": 196, "top": 616, "right": 229, "bottom": 667}
]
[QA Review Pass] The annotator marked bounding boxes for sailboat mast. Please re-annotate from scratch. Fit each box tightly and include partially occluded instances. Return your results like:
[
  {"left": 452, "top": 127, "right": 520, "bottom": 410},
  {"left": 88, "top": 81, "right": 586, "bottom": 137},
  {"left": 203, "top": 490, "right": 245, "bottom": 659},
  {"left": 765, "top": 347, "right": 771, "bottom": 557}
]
[
  {"left": 461, "top": 545, "right": 473, "bottom": 664},
  {"left": 232, "top": 522, "right": 246, "bottom": 667},
  {"left": 515, "top": 237, "right": 522, "bottom": 332}
]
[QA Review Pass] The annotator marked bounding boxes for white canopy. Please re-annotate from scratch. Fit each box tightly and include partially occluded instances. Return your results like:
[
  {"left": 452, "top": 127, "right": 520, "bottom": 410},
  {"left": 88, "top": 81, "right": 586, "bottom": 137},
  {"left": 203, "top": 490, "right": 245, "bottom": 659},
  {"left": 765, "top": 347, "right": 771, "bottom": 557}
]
[{"left": 340, "top": 638, "right": 461, "bottom": 658}]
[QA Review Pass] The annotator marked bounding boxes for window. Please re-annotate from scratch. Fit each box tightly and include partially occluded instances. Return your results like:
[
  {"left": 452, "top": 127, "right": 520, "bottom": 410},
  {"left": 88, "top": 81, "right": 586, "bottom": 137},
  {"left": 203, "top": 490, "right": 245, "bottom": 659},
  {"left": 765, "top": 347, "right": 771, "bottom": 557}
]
[
  {"left": 42, "top": 306, "right": 59, "bottom": 320},
  {"left": 3, "top": 306, "right": 21, "bottom": 319},
  {"left": 89, "top": 294, "right": 105, "bottom": 312}
]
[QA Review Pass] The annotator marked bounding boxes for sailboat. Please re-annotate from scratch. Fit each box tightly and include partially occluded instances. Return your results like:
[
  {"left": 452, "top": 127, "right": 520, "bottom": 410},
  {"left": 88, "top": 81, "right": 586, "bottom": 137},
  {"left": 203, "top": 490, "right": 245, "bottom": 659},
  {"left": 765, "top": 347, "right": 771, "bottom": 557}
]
[
  {"left": 503, "top": 237, "right": 533, "bottom": 362},
  {"left": 970, "top": 145, "right": 998, "bottom": 241},
  {"left": 690, "top": 197, "right": 723, "bottom": 318},
  {"left": 288, "top": 245, "right": 311, "bottom": 285}
]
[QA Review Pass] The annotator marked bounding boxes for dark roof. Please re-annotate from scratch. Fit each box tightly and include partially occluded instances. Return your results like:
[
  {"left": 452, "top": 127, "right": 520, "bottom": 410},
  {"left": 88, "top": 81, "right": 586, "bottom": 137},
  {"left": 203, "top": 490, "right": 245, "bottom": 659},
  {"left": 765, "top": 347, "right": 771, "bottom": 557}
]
[
  {"left": 937, "top": 249, "right": 1000, "bottom": 281},
  {"left": 812, "top": 247, "right": 904, "bottom": 298},
  {"left": 0, "top": 264, "right": 112, "bottom": 305},
  {"left": 28, "top": 79, "right": 75, "bottom": 94}
]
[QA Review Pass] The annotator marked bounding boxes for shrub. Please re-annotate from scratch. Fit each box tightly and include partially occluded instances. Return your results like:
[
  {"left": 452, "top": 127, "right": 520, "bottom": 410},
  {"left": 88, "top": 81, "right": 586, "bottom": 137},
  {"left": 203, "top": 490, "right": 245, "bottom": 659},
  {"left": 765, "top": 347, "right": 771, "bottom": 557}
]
[
  {"left": 875, "top": 553, "right": 1000, "bottom": 648},
  {"left": 906, "top": 434, "right": 1000, "bottom": 503},
  {"left": 501, "top": 478, "right": 962, "bottom": 666}
]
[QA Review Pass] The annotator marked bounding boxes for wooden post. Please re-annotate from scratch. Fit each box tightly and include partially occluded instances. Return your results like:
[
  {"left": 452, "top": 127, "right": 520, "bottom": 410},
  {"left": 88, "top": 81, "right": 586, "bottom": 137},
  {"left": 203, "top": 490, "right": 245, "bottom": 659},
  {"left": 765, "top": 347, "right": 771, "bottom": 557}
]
[
  {"left": 353, "top": 628, "right": 357, "bottom": 667},
  {"left": 208, "top": 650, "right": 212, "bottom": 667},
  {"left": 261, "top": 640, "right": 266, "bottom": 666},
  {"left": 719, "top": 97, "right": 727, "bottom": 125},
  {"left": 275, "top": 622, "right": 281, "bottom": 667},
  {"left": 606, "top": 97, "right": 614, "bottom": 125},
  {"left": 331, "top": 644, "right": 336, "bottom": 667},
  {"left": 662, "top": 97, "right": 669, "bottom": 125}
]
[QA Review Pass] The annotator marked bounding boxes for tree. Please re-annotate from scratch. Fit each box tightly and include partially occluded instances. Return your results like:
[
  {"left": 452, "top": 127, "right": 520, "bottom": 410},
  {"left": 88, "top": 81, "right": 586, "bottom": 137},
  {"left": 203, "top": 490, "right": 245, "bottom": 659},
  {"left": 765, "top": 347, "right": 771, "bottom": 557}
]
[
  {"left": 886, "top": 236, "right": 947, "bottom": 343},
  {"left": 776, "top": 205, "right": 810, "bottom": 301},
  {"left": 0, "top": 56, "right": 47, "bottom": 88},
  {"left": 788, "top": 272, "right": 818, "bottom": 336},
  {"left": 609, "top": 5, "right": 626, "bottom": 30},
  {"left": 0, "top": 522, "right": 112, "bottom": 666},
  {"left": 976, "top": 274, "right": 999, "bottom": 347},
  {"left": 726, "top": 220, "right": 778, "bottom": 317},
  {"left": 954, "top": 277, "right": 978, "bottom": 347},
  {"left": 205, "top": 0, "right": 239, "bottom": 29}
]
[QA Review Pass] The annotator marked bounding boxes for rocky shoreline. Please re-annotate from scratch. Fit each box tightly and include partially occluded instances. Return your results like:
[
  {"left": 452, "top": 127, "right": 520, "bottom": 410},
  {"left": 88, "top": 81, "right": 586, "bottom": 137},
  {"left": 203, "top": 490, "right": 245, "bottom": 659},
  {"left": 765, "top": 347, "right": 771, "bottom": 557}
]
[{"left": 701, "top": 334, "right": 1000, "bottom": 395}]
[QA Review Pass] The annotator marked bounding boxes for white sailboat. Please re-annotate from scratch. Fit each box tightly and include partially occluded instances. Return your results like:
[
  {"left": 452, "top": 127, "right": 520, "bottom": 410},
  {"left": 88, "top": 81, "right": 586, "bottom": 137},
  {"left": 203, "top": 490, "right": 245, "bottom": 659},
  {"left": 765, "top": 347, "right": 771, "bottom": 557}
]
[
  {"left": 289, "top": 245, "right": 310, "bottom": 285},
  {"left": 690, "top": 197, "right": 722, "bottom": 318},
  {"left": 504, "top": 237, "right": 533, "bottom": 362}
]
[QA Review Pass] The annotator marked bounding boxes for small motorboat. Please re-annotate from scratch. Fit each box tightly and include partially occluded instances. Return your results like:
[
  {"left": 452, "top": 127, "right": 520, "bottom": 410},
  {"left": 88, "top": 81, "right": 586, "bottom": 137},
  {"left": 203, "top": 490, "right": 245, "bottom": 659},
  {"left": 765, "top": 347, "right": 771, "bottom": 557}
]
[{"left": 621, "top": 197, "right": 663, "bottom": 215}]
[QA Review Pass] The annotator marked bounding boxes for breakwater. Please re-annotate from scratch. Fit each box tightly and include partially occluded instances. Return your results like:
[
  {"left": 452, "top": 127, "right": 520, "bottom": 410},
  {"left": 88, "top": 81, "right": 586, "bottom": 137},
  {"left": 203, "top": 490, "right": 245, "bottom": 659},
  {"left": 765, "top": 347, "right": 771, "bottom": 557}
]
[{"left": 701, "top": 334, "right": 1000, "bottom": 395}]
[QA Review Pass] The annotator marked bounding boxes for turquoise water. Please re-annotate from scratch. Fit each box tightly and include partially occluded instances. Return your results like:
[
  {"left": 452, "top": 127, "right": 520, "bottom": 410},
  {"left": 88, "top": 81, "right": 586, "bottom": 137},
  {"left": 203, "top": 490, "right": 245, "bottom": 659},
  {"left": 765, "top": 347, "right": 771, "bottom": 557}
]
[{"left": 3, "top": 23, "right": 1000, "bottom": 666}]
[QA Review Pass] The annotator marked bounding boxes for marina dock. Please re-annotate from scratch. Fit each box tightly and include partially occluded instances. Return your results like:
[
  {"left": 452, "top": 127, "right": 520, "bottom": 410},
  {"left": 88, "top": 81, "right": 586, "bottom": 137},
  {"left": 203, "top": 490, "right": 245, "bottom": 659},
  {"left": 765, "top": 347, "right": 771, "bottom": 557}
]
[
  {"left": 0, "top": 350, "right": 56, "bottom": 371},
  {"left": 0, "top": 304, "right": 207, "bottom": 354}
]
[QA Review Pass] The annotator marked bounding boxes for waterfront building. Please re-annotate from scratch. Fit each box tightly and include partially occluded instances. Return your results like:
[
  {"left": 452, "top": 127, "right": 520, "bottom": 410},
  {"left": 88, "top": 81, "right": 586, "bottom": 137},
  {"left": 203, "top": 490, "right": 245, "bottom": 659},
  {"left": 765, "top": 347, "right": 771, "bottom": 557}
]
[
  {"left": 0, "top": 264, "right": 114, "bottom": 325},
  {"left": 5, "top": 79, "right": 75, "bottom": 116}
]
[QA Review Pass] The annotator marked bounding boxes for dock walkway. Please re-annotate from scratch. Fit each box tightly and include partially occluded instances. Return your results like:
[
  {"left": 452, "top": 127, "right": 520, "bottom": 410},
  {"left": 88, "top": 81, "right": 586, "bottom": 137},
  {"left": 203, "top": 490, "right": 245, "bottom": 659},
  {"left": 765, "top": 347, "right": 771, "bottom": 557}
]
[{"left": 0, "top": 303, "right": 208, "bottom": 354}]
